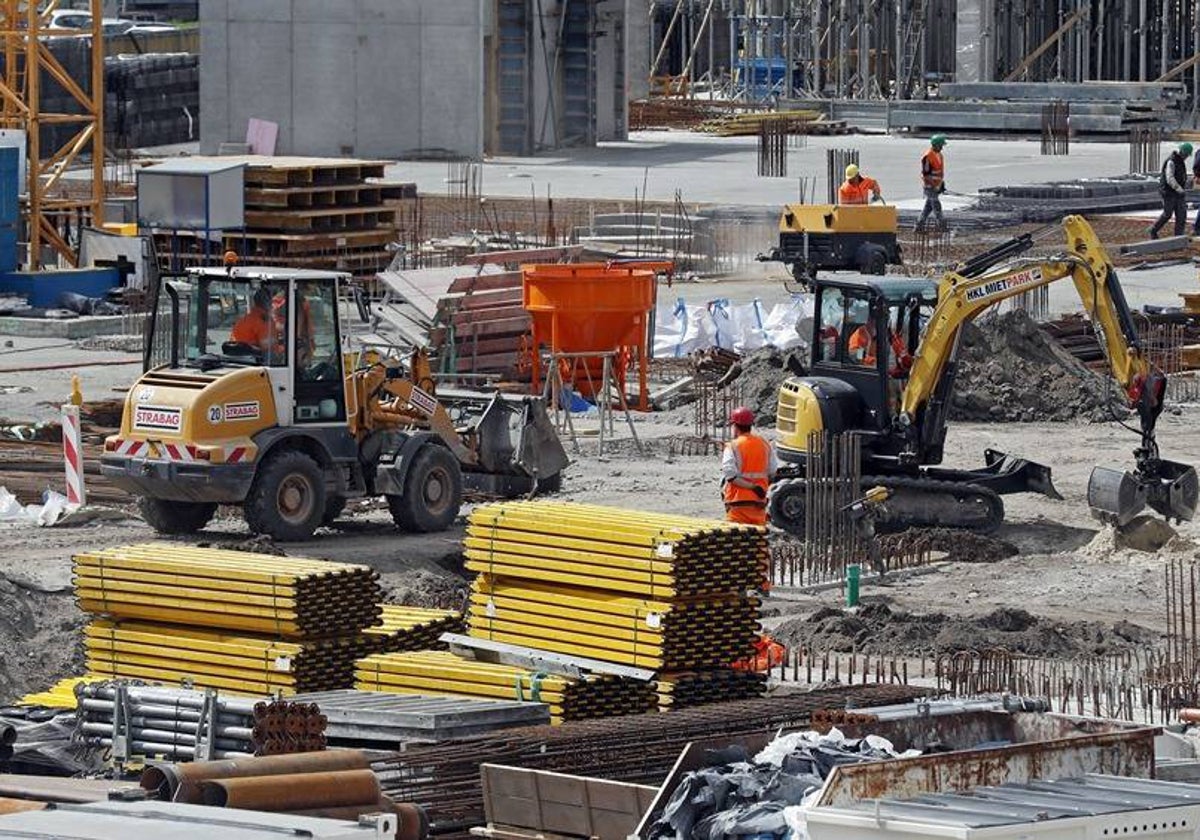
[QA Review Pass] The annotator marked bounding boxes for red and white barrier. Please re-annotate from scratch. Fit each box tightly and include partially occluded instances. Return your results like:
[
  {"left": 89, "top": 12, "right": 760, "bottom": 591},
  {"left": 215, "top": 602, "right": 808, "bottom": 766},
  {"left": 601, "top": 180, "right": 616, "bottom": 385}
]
[{"left": 61, "top": 404, "right": 86, "bottom": 508}]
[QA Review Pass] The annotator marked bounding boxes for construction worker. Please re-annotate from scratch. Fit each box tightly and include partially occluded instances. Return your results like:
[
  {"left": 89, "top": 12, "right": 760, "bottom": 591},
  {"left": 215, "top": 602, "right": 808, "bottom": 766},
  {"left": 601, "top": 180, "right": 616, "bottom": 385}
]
[
  {"left": 1152, "top": 142, "right": 1193, "bottom": 239},
  {"left": 721, "top": 406, "right": 778, "bottom": 527},
  {"left": 229, "top": 287, "right": 271, "bottom": 351},
  {"left": 848, "top": 318, "right": 912, "bottom": 376},
  {"left": 838, "top": 163, "right": 883, "bottom": 205},
  {"left": 915, "top": 134, "right": 947, "bottom": 232}
]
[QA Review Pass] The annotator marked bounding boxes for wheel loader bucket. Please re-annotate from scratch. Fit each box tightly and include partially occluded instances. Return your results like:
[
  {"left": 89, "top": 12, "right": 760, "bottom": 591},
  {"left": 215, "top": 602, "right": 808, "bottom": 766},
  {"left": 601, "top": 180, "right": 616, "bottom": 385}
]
[
  {"left": 475, "top": 393, "right": 570, "bottom": 487},
  {"left": 1088, "top": 459, "right": 1199, "bottom": 527}
]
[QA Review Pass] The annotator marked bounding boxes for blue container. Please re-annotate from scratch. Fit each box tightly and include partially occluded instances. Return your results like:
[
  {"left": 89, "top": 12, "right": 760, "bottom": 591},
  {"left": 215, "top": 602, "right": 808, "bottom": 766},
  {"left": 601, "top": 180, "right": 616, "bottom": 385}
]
[{"left": 0, "top": 267, "right": 120, "bottom": 308}]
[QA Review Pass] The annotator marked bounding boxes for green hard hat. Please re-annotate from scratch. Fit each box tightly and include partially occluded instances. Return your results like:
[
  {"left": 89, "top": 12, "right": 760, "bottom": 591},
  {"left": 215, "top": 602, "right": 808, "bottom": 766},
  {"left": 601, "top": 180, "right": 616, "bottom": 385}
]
[
  {"left": 1182, "top": 142, "right": 1195, "bottom": 157},
  {"left": 930, "top": 133, "right": 948, "bottom": 148}
]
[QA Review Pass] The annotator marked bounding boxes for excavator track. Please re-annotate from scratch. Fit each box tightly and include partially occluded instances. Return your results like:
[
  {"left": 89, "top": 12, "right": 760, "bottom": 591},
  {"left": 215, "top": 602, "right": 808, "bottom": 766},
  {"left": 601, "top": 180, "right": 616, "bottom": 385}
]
[
  {"left": 768, "top": 475, "right": 1004, "bottom": 535},
  {"left": 863, "top": 475, "right": 1004, "bottom": 534}
]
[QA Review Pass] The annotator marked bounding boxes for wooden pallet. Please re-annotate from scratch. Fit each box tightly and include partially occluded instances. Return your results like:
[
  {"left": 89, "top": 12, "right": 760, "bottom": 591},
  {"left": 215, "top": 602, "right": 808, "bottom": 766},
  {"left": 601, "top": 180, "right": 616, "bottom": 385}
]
[
  {"left": 244, "top": 205, "right": 399, "bottom": 232},
  {"left": 245, "top": 182, "right": 416, "bottom": 210}
]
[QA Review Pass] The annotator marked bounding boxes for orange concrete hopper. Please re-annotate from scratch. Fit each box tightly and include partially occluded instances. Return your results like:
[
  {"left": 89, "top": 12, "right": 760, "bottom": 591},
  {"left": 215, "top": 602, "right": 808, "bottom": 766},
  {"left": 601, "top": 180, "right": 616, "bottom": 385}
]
[{"left": 522, "top": 263, "right": 658, "bottom": 410}]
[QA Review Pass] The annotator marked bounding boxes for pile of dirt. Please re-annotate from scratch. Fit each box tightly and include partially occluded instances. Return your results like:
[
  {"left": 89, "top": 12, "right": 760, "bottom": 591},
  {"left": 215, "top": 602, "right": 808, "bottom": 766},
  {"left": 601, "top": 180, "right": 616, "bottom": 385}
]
[
  {"left": 0, "top": 580, "right": 84, "bottom": 704},
  {"left": 774, "top": 602, "right": 1156, "bottom": 658},
  {"left": 950, "top": 309, "right": 1127, "bottom": 422},
  {"left": 386, "top": 569, "right": 469, "bottom": 611},
  {"left": 729, "top": 346, "right": 807, "bottom": 427},
  {"left": 886, "top": 528, "right": 1019, "bottom": 564}
]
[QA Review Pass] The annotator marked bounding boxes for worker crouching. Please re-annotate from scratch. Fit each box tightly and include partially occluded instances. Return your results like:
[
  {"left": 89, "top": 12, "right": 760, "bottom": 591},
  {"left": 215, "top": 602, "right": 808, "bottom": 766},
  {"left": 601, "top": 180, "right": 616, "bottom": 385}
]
[{"left": 721, "top": 406, "right": 778, "bottom": 527}]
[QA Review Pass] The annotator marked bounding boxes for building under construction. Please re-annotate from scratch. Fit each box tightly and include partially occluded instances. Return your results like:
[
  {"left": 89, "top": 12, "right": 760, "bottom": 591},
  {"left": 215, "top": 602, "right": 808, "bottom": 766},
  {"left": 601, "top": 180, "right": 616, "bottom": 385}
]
[{"left": 647, "top": 0, "right": 1200, "bottom": 111}]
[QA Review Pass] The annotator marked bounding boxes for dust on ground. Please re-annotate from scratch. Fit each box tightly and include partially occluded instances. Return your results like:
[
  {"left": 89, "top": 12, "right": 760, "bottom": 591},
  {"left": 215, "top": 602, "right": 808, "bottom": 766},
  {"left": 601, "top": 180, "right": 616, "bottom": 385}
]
[
  {"left": 950, "top": 309, "right": 1128, "bottom": 423},
  {"left": 774, "top": 601, "right": 1158, "bottom": 658}
]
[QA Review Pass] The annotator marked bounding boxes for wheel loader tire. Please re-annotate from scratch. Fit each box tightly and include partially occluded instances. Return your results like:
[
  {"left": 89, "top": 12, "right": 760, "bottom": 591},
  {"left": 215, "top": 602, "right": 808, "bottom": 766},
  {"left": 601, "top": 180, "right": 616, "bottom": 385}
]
[
  {"left": 322, "top": 495, "right": 347, "bottom": 526},
  {"left": 387, "top": 445, "right": 462, "bottom": 533},
  {"left": 138, "top": 497, "right": 217, "bottom": 535},
  {"left": 243, "top": 450, "right": 326, "bottom": 541}
]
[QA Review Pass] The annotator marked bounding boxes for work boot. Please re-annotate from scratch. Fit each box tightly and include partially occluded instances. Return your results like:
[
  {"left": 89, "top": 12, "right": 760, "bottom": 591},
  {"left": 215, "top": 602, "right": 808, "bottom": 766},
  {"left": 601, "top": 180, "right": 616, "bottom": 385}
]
[{"left": 1149, "top": 227, "right": 1159, "bottom": 240}]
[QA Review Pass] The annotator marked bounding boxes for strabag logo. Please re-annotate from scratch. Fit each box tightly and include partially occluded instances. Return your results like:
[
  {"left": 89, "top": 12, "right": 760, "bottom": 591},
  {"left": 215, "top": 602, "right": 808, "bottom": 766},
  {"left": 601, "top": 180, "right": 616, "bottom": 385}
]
[
  {"left": 133, "top": 405, "right": 182, "bottom": 432},
  {"left": 965, "top": 267, "right": 1042, "bottom": 303},
  {"left": 223, "top": 401, "right": 261, "bottom": 422}
]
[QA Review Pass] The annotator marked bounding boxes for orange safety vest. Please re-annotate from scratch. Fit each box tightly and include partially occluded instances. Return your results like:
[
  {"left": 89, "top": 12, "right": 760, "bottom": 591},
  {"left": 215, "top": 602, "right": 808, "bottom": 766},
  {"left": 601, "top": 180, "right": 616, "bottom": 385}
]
[
  {"left": 849, "top": 326, "right": 910, "bottom": 370},
  {"left": 921, "top": 148, "right": 944, "bottom": 189},
  {"left": 723, "top": 433, "right": 772, "bottom": 510},
  {"left": 838, "top": 176, "right": 880, "bottom": 205}
]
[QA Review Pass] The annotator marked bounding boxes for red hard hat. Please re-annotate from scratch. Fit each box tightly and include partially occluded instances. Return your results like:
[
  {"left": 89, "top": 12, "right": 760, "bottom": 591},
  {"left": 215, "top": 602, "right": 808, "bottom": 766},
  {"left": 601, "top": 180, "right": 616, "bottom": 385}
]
[{"left": 730, "top": 406, "right": 755, "bottom": 426}]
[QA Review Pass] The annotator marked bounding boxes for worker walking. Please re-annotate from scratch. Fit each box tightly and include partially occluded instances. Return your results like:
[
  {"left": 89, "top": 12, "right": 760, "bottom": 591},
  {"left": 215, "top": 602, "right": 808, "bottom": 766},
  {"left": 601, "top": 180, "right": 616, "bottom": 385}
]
[
  {"left": 722, "top": 406, "right": 778, "bottom": 527},
  {"left": 838, "top": 163, "right": 883, "bottom": 205},
  {"left": 915, "top": 134, "right": 947, "bottom": 233},
  {"left": 1152, "top": 142, "right": 1193, "bottom": 239}
]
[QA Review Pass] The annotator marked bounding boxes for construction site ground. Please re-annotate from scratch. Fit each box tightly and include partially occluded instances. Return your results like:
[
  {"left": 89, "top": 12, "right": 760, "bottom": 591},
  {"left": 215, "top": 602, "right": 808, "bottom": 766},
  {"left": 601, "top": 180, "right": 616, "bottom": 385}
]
[{"left": 2, "top": 332, "right": 1200, "bottom": 701}]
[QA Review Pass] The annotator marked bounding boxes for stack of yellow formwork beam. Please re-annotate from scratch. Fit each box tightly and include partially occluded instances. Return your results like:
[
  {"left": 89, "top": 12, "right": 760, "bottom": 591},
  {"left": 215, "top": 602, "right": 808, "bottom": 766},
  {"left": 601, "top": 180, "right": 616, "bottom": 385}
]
[
  {"left": 353, "top": 651, "right": 656, "bottom": 724},
  {"left": 463, "top": 502, "right": 766, "bottom": 598},
  {"left": 74, "top": 543, "right": 383, "bottom": 636},
  {"left": 362, "top": 605, "right": 465, "bottom": 653},
  {"left": 72, "top": 543, "right": 384, "bottom": 696},
  {"left": 464, "top": 501, "right": 769, "bottom": 713},
  {"left": 467, "top": 577, "right": 759, "bottom": 670},
  {"left": 85, "top": 620, "right": 372, "bottom": 695},
  {"left": 656, "top": 670, "right": 769, "bottom": 711},
  {"left": 18, "top": 676, "right": 94, "bottom": 709}
]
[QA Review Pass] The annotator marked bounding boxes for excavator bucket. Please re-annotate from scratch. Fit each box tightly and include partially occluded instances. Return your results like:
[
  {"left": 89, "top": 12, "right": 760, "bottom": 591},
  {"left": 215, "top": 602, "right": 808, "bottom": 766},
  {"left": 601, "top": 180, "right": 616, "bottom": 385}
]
[
  {"left": 1088, "top": 460, "right": 1199, "bottom": 527},
  {"left": 467, "top": 393, "right": 570, "bottom": 496}
]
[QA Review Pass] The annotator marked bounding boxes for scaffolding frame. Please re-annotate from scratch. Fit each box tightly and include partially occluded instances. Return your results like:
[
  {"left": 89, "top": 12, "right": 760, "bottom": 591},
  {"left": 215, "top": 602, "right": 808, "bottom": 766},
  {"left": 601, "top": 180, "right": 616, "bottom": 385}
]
[{"left": 0, "top": 0, "right": 104, "bottom": 268}]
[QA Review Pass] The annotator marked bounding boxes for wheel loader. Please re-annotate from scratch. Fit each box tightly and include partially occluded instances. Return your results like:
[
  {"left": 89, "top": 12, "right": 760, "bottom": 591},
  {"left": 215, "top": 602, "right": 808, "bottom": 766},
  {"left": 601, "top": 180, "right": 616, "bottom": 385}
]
[
  {"left": 101, "top": 266, "right": 568, "bottom": 540},
  {"left": 766, "top": 215, "right": 1199, "bottom": 533}
]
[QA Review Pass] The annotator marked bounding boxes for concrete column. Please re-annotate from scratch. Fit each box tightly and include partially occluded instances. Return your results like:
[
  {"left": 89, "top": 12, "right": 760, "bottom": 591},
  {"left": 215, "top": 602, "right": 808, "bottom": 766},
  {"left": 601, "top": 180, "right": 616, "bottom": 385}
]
[{"left": 625, "top": 0, "right": 651, "bottom": 101}]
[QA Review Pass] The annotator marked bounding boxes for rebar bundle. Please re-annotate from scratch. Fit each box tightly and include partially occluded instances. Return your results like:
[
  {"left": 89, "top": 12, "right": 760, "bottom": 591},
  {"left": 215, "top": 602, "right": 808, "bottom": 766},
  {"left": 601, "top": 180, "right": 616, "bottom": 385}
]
[
  {"left": 353, "top": 651, "right": 656, "bottom": 725},
  {"left": 72, "top": 682, "right": 327, "bottom": 761},
  {"left": 1040, "top": 101, "right": 1070, "bottom": 155},
  {"left": 464, "top": 501, "right": 767, "bottom": 598},
  {"left": 363, "top": 606, "right": 465, "bottom": 654},
  {"left": 757, "top": 118, "right": 787, "bottom": 177},
  {"left": 74, "top": 543, "right": 384, "bottom": 638},
  {"left": 371, "top": 684, "right": 927, "bottom": 833},
  {"left": 84, "top": 620, "right": 371, "bottom": 696},
  {"left": 1129, "top": 127, "right": 1163, "bottom": 175},
  {"left": 468, "top": 576, "right": 760, "bottom": 670}
]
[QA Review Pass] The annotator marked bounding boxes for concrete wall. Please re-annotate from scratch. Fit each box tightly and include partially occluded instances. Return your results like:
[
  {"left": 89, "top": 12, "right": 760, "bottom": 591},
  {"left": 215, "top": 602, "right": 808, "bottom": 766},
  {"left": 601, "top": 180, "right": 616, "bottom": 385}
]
[{"left": 201, "top": 0, "right": 484, "bottom": 159}]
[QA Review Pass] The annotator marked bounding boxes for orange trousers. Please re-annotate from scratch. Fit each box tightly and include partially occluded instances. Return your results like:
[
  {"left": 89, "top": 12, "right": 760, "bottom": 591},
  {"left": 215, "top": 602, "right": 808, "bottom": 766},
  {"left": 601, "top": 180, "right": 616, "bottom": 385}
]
[{"left": 725, "top": 504, "right": 767, "bottom": 527}]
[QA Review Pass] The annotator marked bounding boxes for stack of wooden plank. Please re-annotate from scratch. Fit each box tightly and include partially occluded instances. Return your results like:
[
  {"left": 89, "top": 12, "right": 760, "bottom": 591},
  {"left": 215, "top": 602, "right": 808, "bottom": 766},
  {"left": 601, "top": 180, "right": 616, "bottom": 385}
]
[
  {"left": 152, "top": 156, "right": 416, "bottom": 282},
  {"left": 372, "top": 246, "right": 582, "bottom": 378},
  {"left": 353, "top": 650, "right": 656, "bottom": 725},
  {"left": 362, "top": 605, "right": 464, "bottom": 653}
]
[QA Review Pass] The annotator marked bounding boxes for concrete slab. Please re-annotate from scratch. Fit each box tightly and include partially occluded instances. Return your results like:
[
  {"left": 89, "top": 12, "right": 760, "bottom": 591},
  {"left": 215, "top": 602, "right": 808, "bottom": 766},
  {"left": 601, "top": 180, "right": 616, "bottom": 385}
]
[
  {"left": 388, "top": 130, "right": 1134, "bottom": 206},
  {"left": 0, "top": 315, "right": 144, "bottom": 340}
]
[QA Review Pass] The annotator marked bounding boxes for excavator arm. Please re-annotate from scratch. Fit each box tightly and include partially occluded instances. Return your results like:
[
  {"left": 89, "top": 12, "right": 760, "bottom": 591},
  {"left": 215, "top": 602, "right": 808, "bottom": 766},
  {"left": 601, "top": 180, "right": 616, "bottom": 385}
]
[{"left": 899, "top": 215, "right": 1197, "bottom": 526}]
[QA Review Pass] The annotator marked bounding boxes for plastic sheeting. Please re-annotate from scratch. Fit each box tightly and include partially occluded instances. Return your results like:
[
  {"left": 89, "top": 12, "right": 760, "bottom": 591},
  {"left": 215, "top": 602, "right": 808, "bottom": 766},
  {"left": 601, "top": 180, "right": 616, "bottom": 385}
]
[
  {"left": 654, "top": 296, "right": 814, "bottom": 358},
  {"left": 649, "top": 729, "right": 917, "bottom": 840}
]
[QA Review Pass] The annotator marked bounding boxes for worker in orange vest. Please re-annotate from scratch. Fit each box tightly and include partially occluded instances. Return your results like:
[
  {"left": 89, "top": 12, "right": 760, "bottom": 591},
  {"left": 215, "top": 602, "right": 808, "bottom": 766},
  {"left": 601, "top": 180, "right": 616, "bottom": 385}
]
[
  {"left": 838, "top": 163, "right": 883, "bottom": 205},
  {"left": 915, "top": 134, "right": 947, "bottom": 232},
  {"left": 721, "top": 406, "right": 778, "bottom": 526},
  {"left": 848, "top": 319, "right": 913, "bottom": 376}
]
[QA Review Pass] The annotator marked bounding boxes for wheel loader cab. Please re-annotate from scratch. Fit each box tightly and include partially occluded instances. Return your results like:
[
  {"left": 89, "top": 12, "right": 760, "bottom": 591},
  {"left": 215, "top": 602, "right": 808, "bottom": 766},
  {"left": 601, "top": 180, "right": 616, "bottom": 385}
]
[{"left": 154, "top": 268, "right": 350, "bottom": 427}]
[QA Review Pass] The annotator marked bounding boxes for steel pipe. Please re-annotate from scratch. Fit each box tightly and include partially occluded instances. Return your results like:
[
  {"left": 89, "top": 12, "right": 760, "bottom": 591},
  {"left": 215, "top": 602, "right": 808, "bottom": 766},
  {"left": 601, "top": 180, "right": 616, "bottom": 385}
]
[
  {"left": 141, "top": 749, "right": 372, "bottom": 803},
  {"left": 200, "top": 769, "right": 380, "bottom": 811}
]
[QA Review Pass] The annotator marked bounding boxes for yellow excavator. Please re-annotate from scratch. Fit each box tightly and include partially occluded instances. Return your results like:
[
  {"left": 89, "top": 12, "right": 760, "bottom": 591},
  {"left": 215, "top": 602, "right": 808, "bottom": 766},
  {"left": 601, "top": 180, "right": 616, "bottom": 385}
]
[
  {"left": 767, "top": 215, "right": 1198, "bottom": 532},
  {"left": 101, "top": 265, "right": 568, "bottom": 540}
]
